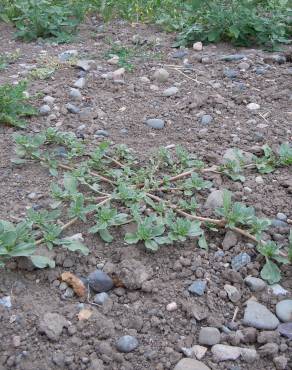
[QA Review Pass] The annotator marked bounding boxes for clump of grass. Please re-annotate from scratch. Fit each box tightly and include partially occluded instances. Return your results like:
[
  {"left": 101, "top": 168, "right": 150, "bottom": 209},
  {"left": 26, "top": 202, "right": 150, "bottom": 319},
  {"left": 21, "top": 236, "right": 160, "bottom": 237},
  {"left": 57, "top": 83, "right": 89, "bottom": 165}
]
[{"left": 0, "top": 81, "right": 37, "bottom": 128}]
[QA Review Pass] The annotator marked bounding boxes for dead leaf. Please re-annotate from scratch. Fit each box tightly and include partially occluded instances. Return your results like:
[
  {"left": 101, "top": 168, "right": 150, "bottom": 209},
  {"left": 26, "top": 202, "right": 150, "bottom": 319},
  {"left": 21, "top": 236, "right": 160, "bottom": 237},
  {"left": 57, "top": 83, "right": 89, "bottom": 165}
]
[
  {"left": 61, "top": 271, "right": 86, "bottom": 297},
  {"left": 77, "top": 308, "right": 92, "bottom": 321}
]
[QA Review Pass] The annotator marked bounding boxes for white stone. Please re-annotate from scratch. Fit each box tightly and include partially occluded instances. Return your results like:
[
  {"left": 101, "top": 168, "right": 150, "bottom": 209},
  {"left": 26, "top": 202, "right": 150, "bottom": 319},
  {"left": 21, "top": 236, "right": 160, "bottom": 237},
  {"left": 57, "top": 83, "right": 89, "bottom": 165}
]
[
  {"left": 211, "top": 344, "right": 241, "bottom": 361},
  {"left": 192, "top": 345, "right": 207, "bottom": 360},
  {"left": 107, "top": 55, "right": 119, "bottom": 65},
  {"left": 268, "top": 284, "right": 288, "bottom": 296},
  {"left": 193, "top": 42, "right": 203, "bottom": 51},
  {"left": 224, "top": 284, "right": 241, "bottom": 303},
  {"left": 174, "top": 358, "right": 210, "bottom": 370},
  {"left": 247, "top": 103, "right": 260, "bottom": 111},
  {"left": 255, "top": 176, "right": 264, "bottom": 184},
  {"left": 43, "top": 95, "right": 55, "bottom": 104},
  {"left": 166, "top": 302, "right": 178, "bottom": 312},
  {"left": 153, "top": 68, "right": 169, "bottom": 83}
]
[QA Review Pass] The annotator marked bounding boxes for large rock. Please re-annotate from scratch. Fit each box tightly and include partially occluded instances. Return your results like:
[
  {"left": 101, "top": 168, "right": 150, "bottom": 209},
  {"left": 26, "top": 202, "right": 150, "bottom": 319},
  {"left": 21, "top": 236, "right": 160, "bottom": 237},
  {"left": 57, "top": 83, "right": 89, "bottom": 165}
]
[
  {"left": 115, "top": 259, "right": 152, "bottom": 290},
  {"left": 174, "top": 358, "right": 210, "bottom": 370},
  {"left": 243, "top": 301, "right": 279, "bottom": 329},
  {"left": 276, "top": 300, "right": 292, "bottom": 322},
  {"left": 39, "top": 312, "right": 69, "bottom": 341}
]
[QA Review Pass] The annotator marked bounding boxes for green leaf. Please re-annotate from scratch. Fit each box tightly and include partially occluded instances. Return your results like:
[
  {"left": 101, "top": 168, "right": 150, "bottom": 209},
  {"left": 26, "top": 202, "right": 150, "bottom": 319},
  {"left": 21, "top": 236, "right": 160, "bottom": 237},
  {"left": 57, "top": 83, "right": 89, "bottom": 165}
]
[
  {"left": 30, "top": 255, "right": 55, "bottom": 268},
  {"left": 11, "top": 158, "right": 27, "bottom": 165},
  {"left": 198, "top": 234, "right": 208, "bottom": 250},
  {"left": 145, "top": 239, "right": 159, "bottom": 251},
  {"left": 260, "top": 259, "right": 281, "bottom": 284},
  {"left": 99, "top": 228, "right": 113, "bottom": 243},
  {"left": 49, "top": 167, "right": 58, "bottom": 177},
  {"left": 58, "top": 239, "right": 89, "bottom": 255},
  {"left": 7, "top": 242, "right": 35, "bottom": 257},
  {"left": 124, "top": 232, "right": 139, "bottom": 244},
  {"left": 63, "top": 173, "right": 78, "bottom": 193}
]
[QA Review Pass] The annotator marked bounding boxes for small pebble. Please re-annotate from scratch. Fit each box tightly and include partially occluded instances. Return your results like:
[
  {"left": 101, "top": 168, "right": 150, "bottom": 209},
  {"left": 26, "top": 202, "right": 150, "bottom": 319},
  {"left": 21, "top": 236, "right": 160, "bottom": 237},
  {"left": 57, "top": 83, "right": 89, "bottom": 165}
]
[
  {"left": 188, "top": 280, "right": 206, "bottom": 296},
  {"left": 153, "top": 68, "right": 169, "bottom": 83},
  {"left": 87, "top": 269, "right": 113, "bottom": 292},
  {"left": 69, "top": 88, "right": 82, "bottom": 100},
  {"left": 163, "top": 86, "right": 178, "bottom": 97},
  {"left": 276, "top": 300, "right": 292, "bottom": 322},
  {"left": 66, "top": 103, "right": 80, "bottom": 114},
  {"left": 95, "top": 130, "right": 109, "bottom": 137},
  {"left": 74, "top": 77, "right": 86, "bottom": 89},
  {"left": 116, "top": 335, "right": 139, "bottom": 353},
  {"left": 43, "top": 95, "right": 55, "bottom": 104},
  {"left": 200, "top": 114, "right": 213, "bottom": 125},
  {"left": 94, "top": 292, "right": 109, "bottom": 305},
  {"left": 145, "top": 118, "right": 165, "bottom": 129},
  {"left": 166, "top": 302, "right": 178, "bottom": 312},
  {"left": 231, "top": 253, "right": 251, "bottom": 271},
  {"left": 39, "top": 104, "right": 51, "bottom": 115},
  {"left": 224, "top": 69, "right": 238, "bottom": 79},
  {"left": 193, "top": 42, "right": 203, "bottom": 51},
  {"left": 247, "top": 103, "right": 260, "bottom": 111}
]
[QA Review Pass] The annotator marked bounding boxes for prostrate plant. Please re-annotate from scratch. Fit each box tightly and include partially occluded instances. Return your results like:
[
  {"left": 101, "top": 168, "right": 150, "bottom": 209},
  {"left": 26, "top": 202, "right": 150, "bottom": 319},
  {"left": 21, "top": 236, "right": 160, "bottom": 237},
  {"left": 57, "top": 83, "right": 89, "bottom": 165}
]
[
  {"left": 4, "top": 128, "right": 291, "bottom": 283},
  {"left": 0, "top": 81, "right": 37, "bottom": 128}
]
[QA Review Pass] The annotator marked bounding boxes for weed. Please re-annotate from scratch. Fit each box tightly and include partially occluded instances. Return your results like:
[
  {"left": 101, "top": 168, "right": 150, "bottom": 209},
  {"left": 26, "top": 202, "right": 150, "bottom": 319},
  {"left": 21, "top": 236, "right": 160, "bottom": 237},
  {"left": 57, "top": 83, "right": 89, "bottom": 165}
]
[
  {"left": 2, "top": 0, "right": 86, "bottom": 43},
  {"left": 6, "top": 129, "right": 291, "bottom": 280},
  {"left": 0, "top": 81, "right": 37, "bottom": 128}
]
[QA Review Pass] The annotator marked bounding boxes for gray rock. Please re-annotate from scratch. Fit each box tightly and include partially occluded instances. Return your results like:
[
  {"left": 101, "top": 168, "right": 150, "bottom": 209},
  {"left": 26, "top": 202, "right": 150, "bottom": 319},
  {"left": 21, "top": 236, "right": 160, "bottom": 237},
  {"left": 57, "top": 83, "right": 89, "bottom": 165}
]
[
  {"left": 39, "top": 312, "right": 69, "bottom": 341},
  {"left": 220, "top": 54, "right": 245, "bottom": 61},
  {"left": 188, "top": 280, "right": 206, "bottom": 296},
  {"left": 256, "top": 67, "right": 267, "bottom": 75},
  {"left": 58, "top": 49, "right": 78, "bottom": 61},
  {"left": 205, "top": 190, "right": 225, "bottom": 210},
  {"left": 95, "top": 130, "right": 109, "bottom": 137},
  {"left": 243, "top": 301, "right": 279, "bottom": 330},
  {"left": 200, "top": 114, "right": 213, "bottom": 125},
  {"left": 69, "top": 88, "right": 82, "bottom": 100},
  {"left": 66, "top": 103, "right": 80, "bottom": 114},
  {"left": 43, "top": 95, "right": 55, "bottom": 104},
  {"left": 224, "top": 69, "right": 238, "bottom": 79},
  {"left": 172, "top": 50, "right": 188, "bottom": 59},
  {"left": 222, "top": 148, "right": 253, "bottom": 165},
  {"left": 39, "top": 104, "right": 51, "bottom": 115},
  {"left": 276, "top": 213, "right": 287, "bottom": 222},
  {"left": 211, "top": 344, "right": 241, "bottom": 361},
  {"left": 224, "top": 284, "right": 241, "bottom": 303},
  {"left": 87, "top": 270, "right": 113, "bottom": 293},
  {"left": 238, "top": 62, "right": 250, "bottom": 71},
  {"left": 74, "top": 77, "right": 86, "bottom": 89},
  {"left": 145, "top": 118, "right": 165, "bottom": 129},
  {"left": 244, "top": 277, "right": 266, "bottom": 292},
  {"left": 94, "top": 292, "right": 109, "bottom": 305},
  {"left": 277, "top": 322, "right": 292, "bottom": 339},
  {"left": 231, "top": 252, "right": 251, "bottom": 271},
  {"left": 174, "top": 358, "right": 210, "bottom": 370},
  {"left": 116, "top": 335, "right": 138, "bottom": 353},
  {"left": 222, "top": 230, "right": 238, "bottom": 250},
  {"left": 199, "top": 327, "right": 221, "bottom": 346},
  {"left": 163, "top": 86, "right": 178, "bottom": 97},
  {"left": 153, "top": 68, "right": 169, "bottom": 82},
  {"left": 76, "top": 59, "right": 96, "bottom": 71},
  {"left": 271, "top": 219, "right": 288, "bottom": 228},
  {"left": 275, "top": 300, "right": 292, "bottom": 322},
  {"left": 116, "top": 258, "right": 152, "bottom": 290},
  {"left": 247, "top": 102, "right": 260, "bottom": 111},
  {"left": 52, "top": 352, "right": 65, "bottom": 367}
]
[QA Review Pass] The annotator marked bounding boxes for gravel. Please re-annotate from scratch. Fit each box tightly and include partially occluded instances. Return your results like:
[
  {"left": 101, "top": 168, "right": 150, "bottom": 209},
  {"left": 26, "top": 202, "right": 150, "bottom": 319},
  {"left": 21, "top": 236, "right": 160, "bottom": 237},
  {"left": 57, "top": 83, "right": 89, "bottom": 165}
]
[{"left": 188, "top": 280, "right": 207, "bottom": 296}]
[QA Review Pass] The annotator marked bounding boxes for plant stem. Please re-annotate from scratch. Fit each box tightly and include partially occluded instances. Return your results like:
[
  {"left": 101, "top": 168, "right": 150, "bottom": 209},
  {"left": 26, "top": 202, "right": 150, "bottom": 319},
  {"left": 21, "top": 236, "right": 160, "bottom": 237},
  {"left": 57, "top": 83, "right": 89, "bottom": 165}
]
[{"left": 35, "top": 197, "right": 111, "bottom": 247}]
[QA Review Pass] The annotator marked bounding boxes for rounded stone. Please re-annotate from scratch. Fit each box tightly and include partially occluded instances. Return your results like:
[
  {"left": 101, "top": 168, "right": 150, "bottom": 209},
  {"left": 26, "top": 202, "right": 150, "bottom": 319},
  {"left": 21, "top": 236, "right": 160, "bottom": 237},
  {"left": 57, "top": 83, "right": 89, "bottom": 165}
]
[
  {"left": 193, "top": 42, "right": 203, "bottom": 51},
  {"left": 243, "top": 301, "right": 279, "bottom": 329},
  {"left": 94, "top": 292, "right": 109, "bottom": 305},
  {"left": 43, "top": 95, "right": 55, "bottom": 104},
  {"left": 116, "top": 335, "right": 139, "bottom": 353},
  {"left": 247, "top": 103, "right": 260, "bottom": 111},
  {"left": 163, "top": 86, "right": 178, "bottom": 97},
  {"left": 174, "top": 358, "right": 210, "bottom": 370},
  {"left": 145, "top": 118, "right": 165, "bottom": 129},
  {"left": 39, "top": 104, "right": 51, "bottom": 115},
  {"left": 276, "top": 300, "right": 292, "bottom": 322},
  {"left": 200, "top": 115, "right": 213, "bottom": 125},
  {"left": 87, "top": 270, "right": 113, "bottom": 293},
  {"left": 199, "top": 327, "right": 221, "bottom": 346},
  {"left": 211, "top": 344, "right": 241, "bottom": 361},
  {"left": 69, "top": 88, "right": 82, "bottom": 100},
  {"left": 276, "top": 213, "right": 287, "bottom": 222},
  {"left": 244, "top": 277, "right": 266, "bottom": 292},
  {"left": 153, "top": 68, "right": 169, "bottom": 83}
]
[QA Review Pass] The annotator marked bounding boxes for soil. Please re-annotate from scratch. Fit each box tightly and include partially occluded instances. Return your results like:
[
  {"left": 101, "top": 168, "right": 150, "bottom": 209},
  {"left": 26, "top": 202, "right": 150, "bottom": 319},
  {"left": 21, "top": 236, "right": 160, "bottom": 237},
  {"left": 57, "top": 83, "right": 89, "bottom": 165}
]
[{"left": 0, "top": 16, "right": 291, "bottom": 370}]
